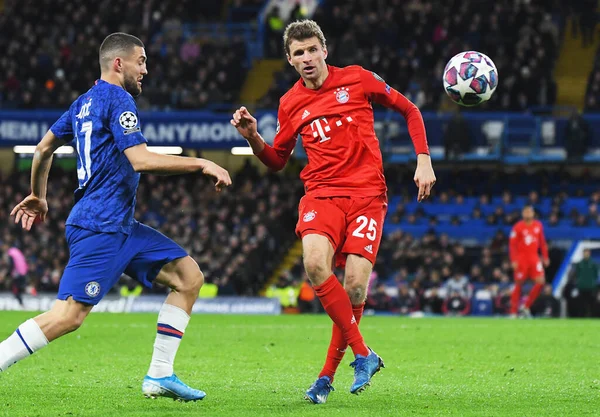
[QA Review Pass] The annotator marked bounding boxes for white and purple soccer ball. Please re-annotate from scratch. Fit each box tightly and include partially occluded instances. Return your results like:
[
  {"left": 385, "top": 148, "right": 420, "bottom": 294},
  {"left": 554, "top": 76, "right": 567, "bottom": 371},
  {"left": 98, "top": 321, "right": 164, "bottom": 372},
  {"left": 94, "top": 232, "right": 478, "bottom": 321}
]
[{"left": 443, "top": 51, "right": 498, "bottom": 107}]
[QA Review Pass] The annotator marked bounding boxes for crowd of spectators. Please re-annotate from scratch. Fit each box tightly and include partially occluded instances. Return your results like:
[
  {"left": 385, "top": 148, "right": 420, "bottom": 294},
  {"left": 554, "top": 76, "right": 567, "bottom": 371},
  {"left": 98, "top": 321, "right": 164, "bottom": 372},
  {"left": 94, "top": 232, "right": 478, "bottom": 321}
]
[
  {"left": 272, "top": 224, "right": 575, "bottom": 317},
  {"left": 386, "top": 172, "right": 600, "bottom": 229},
  {"left": 0, "top": 0, "right": 580, "bottom": 113},
  {"left": 0, "top": 160, "right": 303, "bottom": 298},
  {"left": 0, "top": 0, "right": 247, "bottom": 110},
  {"left": 1, "top": 162, "right": 598, "bottom": 317},
  {"left": 259, "top": 0, "right": 563, "bottom": 112}
]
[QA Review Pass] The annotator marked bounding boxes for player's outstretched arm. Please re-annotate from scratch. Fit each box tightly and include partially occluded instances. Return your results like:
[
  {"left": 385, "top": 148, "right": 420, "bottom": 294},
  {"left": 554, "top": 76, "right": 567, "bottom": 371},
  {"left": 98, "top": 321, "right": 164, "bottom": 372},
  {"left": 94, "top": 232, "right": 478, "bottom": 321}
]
[
  {"left": 123, "top": 144, "right": 232, "bottom": 191},
  {"left": 230, "top": 106, "right": 293, "bottom": 171},
  {"left": 10, "top": 130, "right": 65, "bottom": 230},
  {"left": 230, "top": 106, "right": 265, "bottom": 154}
]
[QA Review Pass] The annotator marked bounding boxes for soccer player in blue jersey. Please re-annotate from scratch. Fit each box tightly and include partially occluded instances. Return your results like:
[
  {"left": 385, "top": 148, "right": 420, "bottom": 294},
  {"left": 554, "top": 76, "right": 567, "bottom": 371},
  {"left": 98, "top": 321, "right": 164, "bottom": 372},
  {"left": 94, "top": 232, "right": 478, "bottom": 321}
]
[{"left": 0, "top": 33, "right": 231, "bottom": 401}]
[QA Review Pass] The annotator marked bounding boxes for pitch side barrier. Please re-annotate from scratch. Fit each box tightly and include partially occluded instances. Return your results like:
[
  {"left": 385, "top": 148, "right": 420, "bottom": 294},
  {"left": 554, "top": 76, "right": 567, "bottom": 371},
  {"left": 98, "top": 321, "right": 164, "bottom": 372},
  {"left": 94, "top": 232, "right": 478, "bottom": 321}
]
[{"left": 0, "top": 294, "right": 281, "bottom": 315}]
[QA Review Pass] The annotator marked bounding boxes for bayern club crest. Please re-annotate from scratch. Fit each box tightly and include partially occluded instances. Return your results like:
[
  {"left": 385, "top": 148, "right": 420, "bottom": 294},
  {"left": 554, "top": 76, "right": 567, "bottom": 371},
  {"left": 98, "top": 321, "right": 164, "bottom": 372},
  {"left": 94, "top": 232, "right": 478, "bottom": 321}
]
[
  {"left": 334, "top": 87, "right": 350, "bottom": 103},
  {"left": 303, "top": 210, "right": 317, "bottom": 222}
]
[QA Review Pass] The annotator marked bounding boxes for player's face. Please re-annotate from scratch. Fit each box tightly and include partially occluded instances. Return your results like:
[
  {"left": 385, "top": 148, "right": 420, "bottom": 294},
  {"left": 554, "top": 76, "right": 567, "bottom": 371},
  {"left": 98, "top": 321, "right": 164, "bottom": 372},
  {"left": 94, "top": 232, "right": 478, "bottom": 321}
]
[
  {"left": 123, "top": 46, "right": 148, "bottom": 97},
  {"left": 522, "top": 207, "right": 534, "bottom": 221},
  {"left": 287, "top": 37, "right": 327, "bottom": 85}
]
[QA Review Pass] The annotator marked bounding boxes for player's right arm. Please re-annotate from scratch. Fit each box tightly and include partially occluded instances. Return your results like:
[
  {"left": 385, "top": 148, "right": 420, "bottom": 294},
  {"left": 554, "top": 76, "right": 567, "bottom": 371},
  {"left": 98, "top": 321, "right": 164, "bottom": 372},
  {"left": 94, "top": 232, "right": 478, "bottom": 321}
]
[
  {"left": 123, "top": 144, "right": 231, "bottom": 190},
  {"left": 230, "top": 106, "right": 297, "bottom": 171},
  {"left": 10, "top": 127, "right": 69, "bottom": 230}
]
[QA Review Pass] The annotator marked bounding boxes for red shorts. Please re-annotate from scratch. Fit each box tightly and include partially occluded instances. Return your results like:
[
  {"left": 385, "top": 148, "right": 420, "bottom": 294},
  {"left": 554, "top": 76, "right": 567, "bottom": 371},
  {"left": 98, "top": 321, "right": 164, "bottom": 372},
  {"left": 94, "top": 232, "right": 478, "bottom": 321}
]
[
  {"left": 295, "top": 193, "right": 388, "bottom": 268},
  {"left": 514, "top": 257, "right": 544, "bottom": 282}
]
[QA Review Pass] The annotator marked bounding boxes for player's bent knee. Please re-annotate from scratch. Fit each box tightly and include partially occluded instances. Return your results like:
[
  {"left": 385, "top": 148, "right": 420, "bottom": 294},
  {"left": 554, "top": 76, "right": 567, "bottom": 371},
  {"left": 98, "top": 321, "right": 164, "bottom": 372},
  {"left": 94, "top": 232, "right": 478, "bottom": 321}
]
[
  {"left": 303, "top": 256, "right": 329, "bottom": 284},
  {"left": 176, "top": 257, "right": 204, "bottom": 295}
]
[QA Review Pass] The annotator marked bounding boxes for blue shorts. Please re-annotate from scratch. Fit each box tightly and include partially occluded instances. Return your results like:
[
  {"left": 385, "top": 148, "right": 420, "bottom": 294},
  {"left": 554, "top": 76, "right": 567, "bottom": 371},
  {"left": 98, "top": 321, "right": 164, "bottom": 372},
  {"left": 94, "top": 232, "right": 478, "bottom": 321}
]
[{"left": 57, "top": 221, "right": 188, "bottom": 305}]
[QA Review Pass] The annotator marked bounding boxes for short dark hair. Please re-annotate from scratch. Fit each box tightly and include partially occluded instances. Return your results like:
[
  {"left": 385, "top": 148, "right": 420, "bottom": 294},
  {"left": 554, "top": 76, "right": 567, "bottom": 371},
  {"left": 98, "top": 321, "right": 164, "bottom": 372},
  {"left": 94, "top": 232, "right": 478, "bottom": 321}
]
[
  {"left": 99, "top": 32, "right": 144, "bottom": 71},
  {"left": 283, "top": 20, "right": 326, "bottom": 56}
]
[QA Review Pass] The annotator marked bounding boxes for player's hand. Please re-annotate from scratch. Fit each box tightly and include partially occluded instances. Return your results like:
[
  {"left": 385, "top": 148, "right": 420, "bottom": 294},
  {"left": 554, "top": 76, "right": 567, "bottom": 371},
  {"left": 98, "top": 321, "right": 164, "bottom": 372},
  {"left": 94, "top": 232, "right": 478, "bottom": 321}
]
[
  {"left": 414, "top": 154, "right": 436, "bottom": 202},
  {"left": 511, "top": 262, "right": 518, "bottom": 270},
  {"left": 543, "top": 258, "right": 550, "bottom": 268},
  {"left": 200, "top": 160, "right": 232, "bottom": 192},
  {"left": 230, "top": 106, "right": 258, "bottom": 141},
  {"left": 10, "top": 194, "right": 48, "bottom": 231}
]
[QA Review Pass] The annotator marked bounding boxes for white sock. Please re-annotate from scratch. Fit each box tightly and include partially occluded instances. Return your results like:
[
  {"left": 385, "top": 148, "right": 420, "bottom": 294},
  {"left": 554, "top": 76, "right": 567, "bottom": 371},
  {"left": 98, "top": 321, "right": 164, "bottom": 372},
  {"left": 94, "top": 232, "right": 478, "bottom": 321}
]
[
  {"left": 0, "top": 319, "right": 49, "bottom": 371},
  {"left": 147, "top": 303, "right": 190, "bottom": 378}
]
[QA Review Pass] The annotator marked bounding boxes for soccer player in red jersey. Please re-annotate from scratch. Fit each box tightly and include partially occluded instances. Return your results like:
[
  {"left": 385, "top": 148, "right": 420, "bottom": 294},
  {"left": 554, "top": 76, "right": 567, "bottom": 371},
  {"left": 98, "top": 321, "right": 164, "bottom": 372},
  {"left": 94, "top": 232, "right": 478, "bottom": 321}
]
[
  {"left": 231, "top": 20, "right": 436, "bottom": 403},
  {"left": 509, "top": 205, "right": 550, "bottom": 318}
]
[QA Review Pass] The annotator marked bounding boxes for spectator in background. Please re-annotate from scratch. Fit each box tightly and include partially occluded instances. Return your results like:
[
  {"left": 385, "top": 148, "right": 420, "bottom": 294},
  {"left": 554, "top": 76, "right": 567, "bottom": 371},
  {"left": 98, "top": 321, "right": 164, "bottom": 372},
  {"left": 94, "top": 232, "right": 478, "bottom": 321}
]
[
  {"left": 444, "top": 112, "right": 472, "bottom": 160},
  {"left": 494, "top": 286, "right": 512, "bottom": 315},
  {"left": 366, "top": 283, "right": 394, "bottom": 312},
  {"left": 443, "top": 290, "right": 471, "bottom": 316},
  {"left": 2, "top": 244, "right": 29, "bottom": 307},
  {"left": 530, "top": 284, "right": 560, "bottom": 317},
  {"left": 572, "top": 249, "right": 599, "bottom": 317},
  {"left": 289, "top": 1, "right": 307, "bottom": 21},
  {"left": 396, "top": 284, "right": 418, "bottom": 315},
  {"left": 443, "top": 269, "right": 472, "bottom": 300},
  {"left": 265, "top": 6, "right": 285, "bottom": 57},
  {"left": 298, "top": 276, "right": 320, "bottom": 313},
  {"left": 565, "top": 111, "right": 591, "bottom": 161}
]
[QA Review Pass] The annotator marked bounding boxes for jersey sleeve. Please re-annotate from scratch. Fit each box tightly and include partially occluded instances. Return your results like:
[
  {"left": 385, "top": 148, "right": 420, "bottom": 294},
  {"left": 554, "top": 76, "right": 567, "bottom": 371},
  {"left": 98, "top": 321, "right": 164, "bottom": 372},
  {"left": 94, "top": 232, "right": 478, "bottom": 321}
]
[
  {"left": 256, "top": 105, "right": 297, "bottom": 171},
  {"left": 358, "top": 67, "right": 429, "bottom": 155},
  {"left": 49, "top": 110, "right": 74, "bottom": 142},
  {"left": 109, "top": 91, "right": 147, "bottom": 152}
]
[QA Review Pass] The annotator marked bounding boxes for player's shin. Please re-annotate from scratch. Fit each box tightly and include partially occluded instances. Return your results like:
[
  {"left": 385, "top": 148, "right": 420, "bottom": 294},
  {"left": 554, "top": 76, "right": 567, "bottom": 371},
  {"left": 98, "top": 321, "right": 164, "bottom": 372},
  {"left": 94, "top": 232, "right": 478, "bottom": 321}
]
[
  {"left": 510, "top": 284, "right": 522, "bottom": 315},
  {"left": 147, "top": 303, "right": 190, "bottom": 378},
  {"left": 525, "top": 283, "right": 544, "bottom": 309},
  {"left": 319, "top": 303, "right": 365, "bottom": 381},
  {"left": 314, "top": 275, "right": 369, "bottom": 357},
  {"left": 0, "top": 319, "right": 49, "bottom": 372}
]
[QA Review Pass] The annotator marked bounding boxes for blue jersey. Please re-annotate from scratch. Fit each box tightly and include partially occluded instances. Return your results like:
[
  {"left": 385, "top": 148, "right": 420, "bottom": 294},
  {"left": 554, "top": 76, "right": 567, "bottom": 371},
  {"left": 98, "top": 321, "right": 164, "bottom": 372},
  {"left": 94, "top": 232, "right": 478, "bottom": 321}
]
[{"left": 50, "top": 80, "right": 147, "bottom": 234}]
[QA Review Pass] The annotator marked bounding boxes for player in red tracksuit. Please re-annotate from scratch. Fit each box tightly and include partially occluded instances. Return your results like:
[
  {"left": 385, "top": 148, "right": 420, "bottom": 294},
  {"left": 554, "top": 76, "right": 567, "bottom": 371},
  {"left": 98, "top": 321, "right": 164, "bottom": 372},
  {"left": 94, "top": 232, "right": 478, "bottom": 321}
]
[
  {"left": 231, "top": 20, "right": 436, "bottom": 403},
  {"left": 509, "top": 205, "right": 550, "bottom": 317}
]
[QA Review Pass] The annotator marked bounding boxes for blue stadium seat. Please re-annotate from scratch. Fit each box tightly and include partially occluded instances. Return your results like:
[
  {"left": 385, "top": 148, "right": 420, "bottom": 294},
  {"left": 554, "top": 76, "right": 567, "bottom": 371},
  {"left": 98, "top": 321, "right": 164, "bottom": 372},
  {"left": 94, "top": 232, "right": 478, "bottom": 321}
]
[{"left": 471, "top": 298, "right": 493, "bottom": 316}]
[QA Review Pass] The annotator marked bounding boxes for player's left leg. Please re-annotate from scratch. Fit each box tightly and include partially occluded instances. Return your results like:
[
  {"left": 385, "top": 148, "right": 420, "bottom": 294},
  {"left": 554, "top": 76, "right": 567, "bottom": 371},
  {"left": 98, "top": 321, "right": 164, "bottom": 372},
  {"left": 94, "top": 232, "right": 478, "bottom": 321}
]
[
  {"left": 318, "top": 254, "right": 370, "bottom": 382},
  {"left": 523, "top": 261, "right": 545, "bottom": 316},
  {"left": 123, "top": 222, "right": 205, "bottom": 401},
  {"left": 510, "top": 262, "right": 528, "bottom": 317},
  {"left": 330, "top": 194, "right": 386, "bottom": 394},
  {"left": 344, "top": 255, "right": 384, "bottom": 394},
  {"left": 141, "top": 256, "right": 206, "bottom": 401}
]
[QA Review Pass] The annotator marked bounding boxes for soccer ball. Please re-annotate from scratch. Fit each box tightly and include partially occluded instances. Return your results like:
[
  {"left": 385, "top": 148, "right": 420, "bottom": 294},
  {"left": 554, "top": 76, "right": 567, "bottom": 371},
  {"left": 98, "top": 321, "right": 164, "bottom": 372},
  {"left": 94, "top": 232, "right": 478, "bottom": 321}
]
[{"left": 443, "top": 51, "right": 498, "bottom": 107}]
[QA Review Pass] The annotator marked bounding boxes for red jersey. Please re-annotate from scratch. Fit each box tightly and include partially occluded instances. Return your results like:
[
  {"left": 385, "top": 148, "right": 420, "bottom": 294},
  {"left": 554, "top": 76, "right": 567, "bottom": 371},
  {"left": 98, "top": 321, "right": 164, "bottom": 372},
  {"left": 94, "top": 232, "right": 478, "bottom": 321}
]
[
  {"left": 509, "top": 220, "right": 549, "bottom": 262},
  {"left": 257, "top": 65, "right": 429, "bottom": 197}
]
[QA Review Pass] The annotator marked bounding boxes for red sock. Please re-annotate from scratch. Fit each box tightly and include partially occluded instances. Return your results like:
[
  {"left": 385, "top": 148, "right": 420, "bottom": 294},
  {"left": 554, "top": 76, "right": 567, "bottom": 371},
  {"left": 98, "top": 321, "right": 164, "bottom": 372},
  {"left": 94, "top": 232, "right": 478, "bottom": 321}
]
[
  {"left": 510, "top": 284, "right": 522, "bottom": 314},
  {"left": 314, "top": 275, "right": 369, "bottom": 358},
  {"left": 318, "top": 303, "right": 365, "bottom": 382},
  {"left": 525, "top": 283, "right": 543, "bottom": 308}
]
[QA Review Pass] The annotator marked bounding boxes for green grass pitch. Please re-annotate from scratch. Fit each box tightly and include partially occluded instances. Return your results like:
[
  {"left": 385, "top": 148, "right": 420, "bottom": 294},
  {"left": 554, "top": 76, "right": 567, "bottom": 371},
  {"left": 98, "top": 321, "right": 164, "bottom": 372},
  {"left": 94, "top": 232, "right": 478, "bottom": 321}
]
[{"left": 0, "top": 312, "right": 598, "bottom": 416}]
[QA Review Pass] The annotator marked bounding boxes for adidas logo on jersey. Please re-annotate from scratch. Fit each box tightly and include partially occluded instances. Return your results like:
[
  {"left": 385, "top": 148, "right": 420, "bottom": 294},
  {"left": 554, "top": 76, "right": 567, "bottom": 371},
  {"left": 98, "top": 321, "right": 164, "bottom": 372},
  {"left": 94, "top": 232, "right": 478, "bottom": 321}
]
[
  {"left": 364, "top": 244, "right": 373, "bottom": 254},
  {"left": 301, "top": 109, "right": 310, "bottom": 120}
]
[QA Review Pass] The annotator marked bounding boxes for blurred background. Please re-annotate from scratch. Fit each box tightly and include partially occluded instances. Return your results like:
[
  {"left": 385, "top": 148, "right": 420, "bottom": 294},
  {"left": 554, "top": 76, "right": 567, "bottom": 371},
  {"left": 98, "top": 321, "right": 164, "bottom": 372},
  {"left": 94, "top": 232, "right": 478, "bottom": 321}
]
[{"left": 0, "top": 0, "right": 599, "bottom": 318}]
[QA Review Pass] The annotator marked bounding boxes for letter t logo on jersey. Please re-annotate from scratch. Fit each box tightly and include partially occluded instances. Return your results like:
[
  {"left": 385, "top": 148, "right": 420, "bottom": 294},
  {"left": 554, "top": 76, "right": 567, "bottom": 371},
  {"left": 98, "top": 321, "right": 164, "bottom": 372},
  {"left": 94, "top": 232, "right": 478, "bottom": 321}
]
[{"left": 310, "top": 118, "right": 331, "bottom": 143}]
